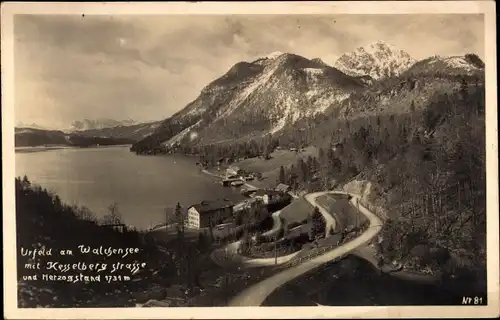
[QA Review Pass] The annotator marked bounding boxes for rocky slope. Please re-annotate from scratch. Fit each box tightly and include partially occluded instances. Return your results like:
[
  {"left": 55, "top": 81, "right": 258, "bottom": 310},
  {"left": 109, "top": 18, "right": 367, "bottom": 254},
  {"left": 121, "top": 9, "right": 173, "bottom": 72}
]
[
  {"left": 326, "top": 53, "right": 484, "bottom": 119},
  {"left": 332, "top": 41, "right": 417, "bottom": 80}
]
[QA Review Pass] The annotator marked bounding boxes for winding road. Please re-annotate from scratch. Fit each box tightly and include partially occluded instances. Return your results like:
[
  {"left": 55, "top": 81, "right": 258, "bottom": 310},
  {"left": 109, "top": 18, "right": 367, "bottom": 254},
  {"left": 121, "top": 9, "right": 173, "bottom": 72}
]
[
  {"left": 304, "top": 191, "right": 339, "bottom": 238},
  {"left": 210, "top": 209, "right": 304, "bottom": 268},
  {"left": 229, "top": 191, "right": 383, "bottom": 306}
]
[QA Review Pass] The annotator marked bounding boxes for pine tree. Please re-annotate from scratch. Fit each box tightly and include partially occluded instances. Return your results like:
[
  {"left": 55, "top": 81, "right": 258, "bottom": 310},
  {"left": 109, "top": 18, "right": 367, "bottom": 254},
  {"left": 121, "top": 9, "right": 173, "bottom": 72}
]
[
  {"left": 310, "top": 207, "right": 326, "bottom": 239},
  {"left": 279, "top": 165, "right": 286, "bottom": 184},
  {"left": 459, "top": 77, "right": 468, "bottom": 101}
]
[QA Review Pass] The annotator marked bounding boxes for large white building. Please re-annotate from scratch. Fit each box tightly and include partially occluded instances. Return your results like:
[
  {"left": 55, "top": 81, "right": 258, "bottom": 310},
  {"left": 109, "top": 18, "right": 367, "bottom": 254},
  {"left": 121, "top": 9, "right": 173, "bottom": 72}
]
[{"left": 186, "top": 199, "right": 234, "bottom": 229}]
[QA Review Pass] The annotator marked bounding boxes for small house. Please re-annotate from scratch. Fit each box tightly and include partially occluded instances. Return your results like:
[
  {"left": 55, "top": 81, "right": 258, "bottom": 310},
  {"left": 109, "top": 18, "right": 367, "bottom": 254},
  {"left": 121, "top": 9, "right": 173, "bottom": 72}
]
[
  {"left": 252, "top": 189, "right": 287, "bottom": 205},
  {"left": 226, "top": 165, "right": 244, "bottom": 177},
  {"left": 252, "top": 189, "right": 271, "bottom": 204},
  {"left": 231, "top": 180, "right": 244, "bottom": 187},
  {"left": 244, "top": 173, "right": 255, "bottom": 180},
  {"left": 275, "top": 183, "right": 292, "bottom": 193}
]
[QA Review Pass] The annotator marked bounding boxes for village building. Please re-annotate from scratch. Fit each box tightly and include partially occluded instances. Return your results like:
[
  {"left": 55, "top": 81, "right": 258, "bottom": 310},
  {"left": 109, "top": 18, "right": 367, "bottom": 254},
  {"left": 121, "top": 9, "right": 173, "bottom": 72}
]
[
  {"left": 275, "top": 183, "right": 292, "bottom": 193},
  {"left": 186, "top": 199, "right": 234, "bottom": 229},
  {"left": 252, "top": 189, "right": 287, "bottom": 205},
  {"left": 226, "top": 165, "right": 244, "bottom": 177},
  {"left": 252, "top": 189, "right": 271, "bottom": 204}
]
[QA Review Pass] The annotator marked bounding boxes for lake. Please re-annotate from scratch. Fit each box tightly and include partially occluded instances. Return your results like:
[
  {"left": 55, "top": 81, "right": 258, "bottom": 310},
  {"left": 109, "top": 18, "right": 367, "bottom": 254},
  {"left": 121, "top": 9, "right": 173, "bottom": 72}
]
[{"left": 15, "top": 145, "right": 245, "bottom": 229}]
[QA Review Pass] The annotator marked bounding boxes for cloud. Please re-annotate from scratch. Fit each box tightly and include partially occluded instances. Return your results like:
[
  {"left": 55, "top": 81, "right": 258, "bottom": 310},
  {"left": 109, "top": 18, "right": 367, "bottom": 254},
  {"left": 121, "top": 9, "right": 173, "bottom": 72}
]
[{"left": 14, "top": 14, "right": 484, "bottom": 129}]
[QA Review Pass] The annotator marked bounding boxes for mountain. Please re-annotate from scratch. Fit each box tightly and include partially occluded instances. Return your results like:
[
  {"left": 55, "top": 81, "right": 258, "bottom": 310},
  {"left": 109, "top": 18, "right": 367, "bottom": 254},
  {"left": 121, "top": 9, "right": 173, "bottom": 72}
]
[
  {"left": 333, "top": 41, "right": 416, "bottom": 80},
  {"left": 15, "top": 127, "right": 135, "bottom": 148},
  {"left": 72, "top": 121, "right": 162, "bottom": 141},
  {"left": 132, "top": 52, "right": 365, "bottom": 152},
  {"left": 15, "top": 128, "right": 68, "bottom": 147},
  {"left": 132, "top": 47, "right": 484, "bottom": 153},
  {"left": 310, "top": 58, "right": 330, "bottom": 67},
  {"left": 16, "top": 122, "right": 50, "bottom": 130},
  {"left": 404, "top": 54, "right": 485, "bottom": 77},
  {"left": 70, "top": 118, "right": 138, "bottom": 131},
  {"left": 277, "top": 52, "right": 484, "bottom": 131}
]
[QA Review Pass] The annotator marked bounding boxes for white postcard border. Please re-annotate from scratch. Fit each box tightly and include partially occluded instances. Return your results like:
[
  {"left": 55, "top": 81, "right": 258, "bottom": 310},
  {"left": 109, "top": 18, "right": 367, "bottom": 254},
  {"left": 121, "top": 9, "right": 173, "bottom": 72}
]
[{"left": 2, "top": 1, "right": 498, "bottom": 319}]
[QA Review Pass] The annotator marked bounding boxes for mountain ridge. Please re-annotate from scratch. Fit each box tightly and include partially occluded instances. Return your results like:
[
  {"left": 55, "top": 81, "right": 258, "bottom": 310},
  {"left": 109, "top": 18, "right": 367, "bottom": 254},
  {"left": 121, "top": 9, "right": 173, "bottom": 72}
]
[
  {"left": 14, "top": 127, "right": 136, "bottom": 148},
  {"left": 131, "top": 52, "right": 366, "bottom": 152},
  {"left": 70, "top": 46, "right": 484, "bottom": 153}
]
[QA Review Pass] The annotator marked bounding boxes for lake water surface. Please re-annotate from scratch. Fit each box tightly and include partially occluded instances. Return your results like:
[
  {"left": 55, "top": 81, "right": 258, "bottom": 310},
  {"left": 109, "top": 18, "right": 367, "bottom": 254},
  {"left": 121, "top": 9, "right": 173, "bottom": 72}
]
[{"left": 15, "top": 146, "right": 245, "bottom": 229}]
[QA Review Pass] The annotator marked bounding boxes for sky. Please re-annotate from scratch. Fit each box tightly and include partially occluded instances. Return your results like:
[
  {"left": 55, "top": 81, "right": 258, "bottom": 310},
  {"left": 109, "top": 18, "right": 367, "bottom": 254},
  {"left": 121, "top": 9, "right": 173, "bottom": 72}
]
[{"left": 14, "top": 14, "right": 484, "bottom": 129}]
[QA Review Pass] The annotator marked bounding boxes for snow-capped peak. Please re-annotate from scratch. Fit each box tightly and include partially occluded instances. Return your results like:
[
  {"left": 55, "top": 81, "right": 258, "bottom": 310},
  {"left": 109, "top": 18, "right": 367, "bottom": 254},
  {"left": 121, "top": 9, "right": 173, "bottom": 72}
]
[
  {"left": 333, "top": 41, "right": 416, "bottom": 80},
  {"left": 367, "top": 40, "right": 399, "bottom": 50},
  {"left": 264, "top": 51, "right": 285, "bottom": 60}
]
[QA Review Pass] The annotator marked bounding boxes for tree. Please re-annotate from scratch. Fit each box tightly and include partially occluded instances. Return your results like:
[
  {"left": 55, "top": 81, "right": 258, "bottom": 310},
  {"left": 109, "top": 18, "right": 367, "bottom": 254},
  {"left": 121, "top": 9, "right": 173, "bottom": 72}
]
[
  {"left": 76, "top": 206, "right": 97, "bottom": 222},
  {"left": 197, "top": 231, "right": 210, "bottom": 254},
  {"left": 310, "top": 207, "right": 326, "bottom": 240},
  {"left": 234, "top": 213, "right": 243, "bottom": 226},
  {"left": 459, "top": 78, "right": 469, "bottom": 101},
  {"left": 174, "top": 202, "right": 184, "bottom": 236},
  {"left": 240, "top": 230, "right": 252, "bottom": 255},
  {"left": 102, "top": 202, "right": 123, "bottom": 225},
  {"left": 254, "top": 230, "right": 263, "bottom": 245},
  {"left": 279, "top": 165, "right": 286, "bottom": 184},
  {"left": 18, "top": 175, "right": 33, "bottom": 193},
  {"left": 208, "top": 217, "right": 214, "bottom": 242},
  {"left": 283, "top": 220, "right": 289, "bottom": 238}
]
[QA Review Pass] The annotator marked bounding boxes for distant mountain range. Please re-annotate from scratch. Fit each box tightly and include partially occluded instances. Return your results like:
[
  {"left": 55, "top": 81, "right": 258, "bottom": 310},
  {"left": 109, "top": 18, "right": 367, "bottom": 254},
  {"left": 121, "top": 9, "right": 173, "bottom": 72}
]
[
  {"left": 70, "top": 118, "right": 138, "bottom": 131},
  {"left": 70, "top": 121, "right": 162, "bottom": 141},
  {"left": 16, "top": 122, "right": 51, "bottom": 130},
  {"left": 130, "top": 41, "right": 484, "bottom": 152},
  {"left": 15, "top": 118, "right": 162, "bottom": 147},
  {"left": 15, "top": 127, "right": 136, "bottom": 148}
]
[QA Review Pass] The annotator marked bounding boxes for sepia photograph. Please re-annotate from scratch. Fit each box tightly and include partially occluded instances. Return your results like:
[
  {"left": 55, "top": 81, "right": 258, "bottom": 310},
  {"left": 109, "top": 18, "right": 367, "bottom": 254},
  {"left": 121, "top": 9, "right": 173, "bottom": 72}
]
[{"left": 2, "top": 1, "right": 498, "bottom": 319}]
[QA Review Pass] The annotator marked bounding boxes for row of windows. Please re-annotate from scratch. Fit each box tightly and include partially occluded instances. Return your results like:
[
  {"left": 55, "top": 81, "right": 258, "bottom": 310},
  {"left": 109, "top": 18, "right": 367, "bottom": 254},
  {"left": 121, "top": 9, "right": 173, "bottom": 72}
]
[{"left": 187, "top": 210, "right": 199, "bottom": 229}]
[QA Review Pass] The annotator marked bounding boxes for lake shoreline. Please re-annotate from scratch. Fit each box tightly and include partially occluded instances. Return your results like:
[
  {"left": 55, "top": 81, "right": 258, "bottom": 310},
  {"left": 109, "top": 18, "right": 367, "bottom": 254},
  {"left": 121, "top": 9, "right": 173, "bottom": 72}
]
[
  {"left": 15, "top": 144, "right": 132, "bottom": 154},
  {"left": 16, "top": 147, "right": 246, "bottom": 230}
]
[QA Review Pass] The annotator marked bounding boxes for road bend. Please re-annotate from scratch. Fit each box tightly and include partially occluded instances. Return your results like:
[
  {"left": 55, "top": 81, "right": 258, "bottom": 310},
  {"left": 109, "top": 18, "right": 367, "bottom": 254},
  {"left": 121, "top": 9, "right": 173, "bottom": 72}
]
[{"left": 229, "top": 191, "right": 383, "bottom": 306}]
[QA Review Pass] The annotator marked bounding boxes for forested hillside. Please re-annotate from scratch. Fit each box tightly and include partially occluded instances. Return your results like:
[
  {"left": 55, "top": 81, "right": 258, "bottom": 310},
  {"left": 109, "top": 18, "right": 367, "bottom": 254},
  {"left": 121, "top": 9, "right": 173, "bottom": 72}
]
[{"left": 278, "top": 80, "right": 486, "bottom": 289}]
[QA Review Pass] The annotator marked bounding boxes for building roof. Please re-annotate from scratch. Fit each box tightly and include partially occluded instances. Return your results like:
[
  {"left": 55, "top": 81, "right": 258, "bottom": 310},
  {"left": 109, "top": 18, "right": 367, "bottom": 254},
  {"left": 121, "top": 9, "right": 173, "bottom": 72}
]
[
  {"left": 253, "top": 189, "right": 268, "bottom": 196},
  {"left": 275, "top": 183, "right": 291, "bottom": 192},
  {"left": 190, "top": 199, "right": 234, "bottom": 214},
  {"left": 254, "top": 189, "right": 284, "bottom": 197}
]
